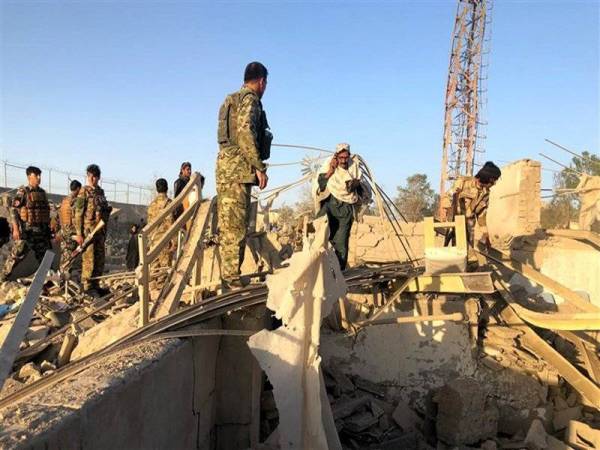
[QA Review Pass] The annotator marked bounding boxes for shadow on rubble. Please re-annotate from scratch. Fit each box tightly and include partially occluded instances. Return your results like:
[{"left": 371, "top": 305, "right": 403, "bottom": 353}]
[{"left": 313, "top": 280, "right": 599, "bottom": 450}]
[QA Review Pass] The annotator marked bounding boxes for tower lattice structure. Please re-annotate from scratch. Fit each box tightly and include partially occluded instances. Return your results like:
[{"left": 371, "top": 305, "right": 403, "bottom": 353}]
[{"left": 439, "top": 0, "right": 492, "bottom": 202}]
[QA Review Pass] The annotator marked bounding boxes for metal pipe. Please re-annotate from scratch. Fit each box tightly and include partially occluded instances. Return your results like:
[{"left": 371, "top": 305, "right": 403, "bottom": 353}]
[
  {"left": 356, "top": 312, "right": 464, "bottom": 328},
  {"left": 538, "top": 153, "right": 582, "bottom": 175}
]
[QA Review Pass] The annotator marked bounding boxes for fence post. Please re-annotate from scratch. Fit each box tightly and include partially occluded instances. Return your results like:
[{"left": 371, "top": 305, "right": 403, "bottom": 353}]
[
  {"left": 126, "top": 184, "right": 129, "bottom": 204},
  {"left": 138, "top": 187, "right": 142, "bottom": 205},
  {"left": 48, "top": 169, "right": 52, "bottom": 194}
]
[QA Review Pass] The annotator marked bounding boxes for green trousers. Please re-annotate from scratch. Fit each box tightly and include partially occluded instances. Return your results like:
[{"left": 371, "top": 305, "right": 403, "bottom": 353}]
[{"left": 318, "top": 196, "right": 354, "bottom": 270}]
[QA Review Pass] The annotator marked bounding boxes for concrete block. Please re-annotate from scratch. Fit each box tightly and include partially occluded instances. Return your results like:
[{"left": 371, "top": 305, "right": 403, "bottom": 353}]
[
  {"left": 434, "top": 378, "right": 499, "bottom": 445},
  {"left": 552, "top": 406, "right": 581, "bottom": 431},
  {"left": 524, "top": 419, "right": 548, "bottom": 450},
  {"left": 392, "top": 401, "right": 422, "bottom": 434}
]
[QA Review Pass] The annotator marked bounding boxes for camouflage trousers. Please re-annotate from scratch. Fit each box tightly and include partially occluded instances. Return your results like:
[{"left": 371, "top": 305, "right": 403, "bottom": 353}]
[
  {"left": 81, "top": 231, "right": 106, "bottom": 290},
  {"left": 150, "top": 233, "right": 173, "bottom": 271},
  {"left": 59, "top": 231, "right": 78, "bottom": 273},
  {"left": 2, "top": 230, "right": 52, "bottom": 279},
  {"left": 217, "top": 182, "right": 251, "bottom": 284}
]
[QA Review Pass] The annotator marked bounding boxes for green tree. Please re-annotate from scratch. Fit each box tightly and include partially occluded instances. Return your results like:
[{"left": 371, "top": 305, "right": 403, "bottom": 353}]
[{"left": 394, "top": 174, "right": 439, "bottom": 222}]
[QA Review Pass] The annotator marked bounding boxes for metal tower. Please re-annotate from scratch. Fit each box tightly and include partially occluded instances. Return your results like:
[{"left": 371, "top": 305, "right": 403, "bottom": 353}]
[{"left": 439, "top": 0, "right": 492, "bottom": 201}]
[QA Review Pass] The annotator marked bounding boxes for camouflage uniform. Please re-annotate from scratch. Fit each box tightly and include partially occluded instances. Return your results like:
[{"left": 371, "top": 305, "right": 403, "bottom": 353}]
[
  {"left": 441, "top": 176, "right": 490, "bottom": 246},
  {"left": 147, "top": 192, "right": 173, "bottom": 269},
  {"left": 216, "top": 86, "right": 271, "bottom": 285},
  {"left": 2, "top": 185, "right": 52, "bottom": 279},
  {"left": 58, "top": 194, "right": 78, "bottom": 272},
  {"left": 73, "top": 185, "right": 111, "bottom": 290}
]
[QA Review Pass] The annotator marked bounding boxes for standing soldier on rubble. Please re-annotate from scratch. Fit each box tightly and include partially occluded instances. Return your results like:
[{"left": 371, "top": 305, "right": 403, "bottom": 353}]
[
  {"left": 1, "top": 166, "right": 53, "bottom": 281},
  {"left": 57, "top": 179, "right": 82, "bottom": 273},
  {"left": 441, "top": 161, "right": 502, "bottom": 249},
  {"left": 73, "top": 164, "right": 112, "bottom": 297},
  {"left": 173, "top": 162, "right": 205, "bottom": 219},
  {"left": 147, "top": 178, "right": 173, "bottom": 270},
  {"left": 314, "top": 143, "right": 369, "bottom": 270},
  {"left": 216, "top": 61, "right": 272, "bottom": 289}
]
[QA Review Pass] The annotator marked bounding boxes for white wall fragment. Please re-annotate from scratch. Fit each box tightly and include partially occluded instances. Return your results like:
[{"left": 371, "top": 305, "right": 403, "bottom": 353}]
[{"left": 248, "top": 216, "right": 345, "bottom": 450}]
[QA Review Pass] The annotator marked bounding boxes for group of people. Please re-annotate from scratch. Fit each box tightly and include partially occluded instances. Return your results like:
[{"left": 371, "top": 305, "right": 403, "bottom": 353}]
[
  {"left": 2, "top": 60, "right": 503, "bottom": 296},
  {"left": 2, "top": 164, "right": 111, "bottom": 297}
]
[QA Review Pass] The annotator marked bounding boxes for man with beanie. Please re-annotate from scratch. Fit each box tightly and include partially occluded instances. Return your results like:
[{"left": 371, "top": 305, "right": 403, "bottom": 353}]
[{"left": 441, "top": 161, "right": 502, "bottom": 249}]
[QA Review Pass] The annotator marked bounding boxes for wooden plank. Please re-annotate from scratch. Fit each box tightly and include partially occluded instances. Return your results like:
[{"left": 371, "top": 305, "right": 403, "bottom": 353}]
[
  {"left": 154, "top": 198, "right": 215, "bottom": 318},
  {"left": 356, "top": 312, "right": 464, "bottom": 328},
  {"left": 508, "top": 304, "right": 600, "bottom": 331},
  {"left": 0, "top": 251, "right": 54, "bottom": 391},
  {"left": 405, "top": 272, "right": 494, "bottom": 294},
  {"left": 546, "top": 229, "right": 600, "bottom": 248},
  {"left": 146, "top": 199, "right": 199, "bottom": 261},
  {"left": 558, "top": 330, "right": 600, "bottom": 385},
  {"left": 455, "top": 215, "right": 467, "bottom": 252},
  {"left": 480, "top": 248, "right": 598, "bottom": 313},
  {"left": 424, "top": 217, "right": 435, "bottom": 250},
  {"left": 493, "top": 280, "right": 600, "bottom": 408},
  {"left": 144, "top": 172, "right": 201, "bottom": 235}
]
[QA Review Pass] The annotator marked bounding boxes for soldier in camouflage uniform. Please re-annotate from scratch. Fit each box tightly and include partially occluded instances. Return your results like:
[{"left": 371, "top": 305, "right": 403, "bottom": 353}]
[
  {"left": 441, "top": 161, "right": 502, "bottom": 248},
  {"left": 58, "top": 179, "right": 82, "bottom": 273},
  {"left": 216, "top": 61, "right": 272, "bottom": 289},
  {"left": 73, "top": 164, "right": 112, "bottom": 297},
  {"left": 147, "top": 178, "right": 173, "bottom": 269},
  {"left": 1, "top": 166, "right": 53, "bottom": 280}
]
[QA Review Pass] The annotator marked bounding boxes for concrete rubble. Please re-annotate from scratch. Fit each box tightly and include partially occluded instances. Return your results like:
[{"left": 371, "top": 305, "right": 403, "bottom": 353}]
[{"left": 0, "top": 159, "right": 598, "bottom": 450}]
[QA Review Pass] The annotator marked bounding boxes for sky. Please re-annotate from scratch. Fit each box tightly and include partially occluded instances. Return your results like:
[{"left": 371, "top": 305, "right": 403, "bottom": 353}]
[{"left": 1, "top": 0, "right": 598, "bottom": 205}]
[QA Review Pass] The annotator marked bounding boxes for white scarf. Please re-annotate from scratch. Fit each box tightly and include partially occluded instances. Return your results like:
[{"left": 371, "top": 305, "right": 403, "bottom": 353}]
[{"left": 312, "top": 155, "right": 365, "bottom": 211}]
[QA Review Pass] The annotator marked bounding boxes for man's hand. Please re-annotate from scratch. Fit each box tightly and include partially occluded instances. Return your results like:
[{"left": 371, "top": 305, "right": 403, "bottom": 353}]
[
  {"left": 256, "top": 169, "right": 269, "bottom": 190},
  {"left": 12, "top": 227, "right": 20, "bottom": 242},
  {"left": 326, "top": 156, "right": 338, "bottom": 178},
  {"left": 346, "top": 179, "right": 361, "bottom": 193},
  {"left": 74, "top": 235, "right": 84, "bottom": 246}
]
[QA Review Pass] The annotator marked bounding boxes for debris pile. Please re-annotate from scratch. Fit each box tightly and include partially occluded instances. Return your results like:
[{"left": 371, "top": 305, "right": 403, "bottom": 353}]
[{"left": 323, "top": 363, "right": 426, "bottom": 449}]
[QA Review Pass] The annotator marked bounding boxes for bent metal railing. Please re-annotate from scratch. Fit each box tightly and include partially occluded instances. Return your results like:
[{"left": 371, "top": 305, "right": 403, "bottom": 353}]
[{"left": 136, "top": 172, "right": 203, "bottom": 326}]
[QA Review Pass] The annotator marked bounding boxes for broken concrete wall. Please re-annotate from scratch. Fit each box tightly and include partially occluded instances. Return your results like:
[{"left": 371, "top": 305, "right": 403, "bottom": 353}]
[
  {"left": 511, "top": 236, "right": 600, "bottom": 308},
  {"left": 349, "top": 217, "right": 423, "bottom": 265},
  {"left": 320, "top": 296, "right": 477, "bottom": 411},
  {"left": 488, "top": 159, "right": 542, "bottom": 245},
  {"left": 0, "top": 337, "right": 220, "bottom": 450}
]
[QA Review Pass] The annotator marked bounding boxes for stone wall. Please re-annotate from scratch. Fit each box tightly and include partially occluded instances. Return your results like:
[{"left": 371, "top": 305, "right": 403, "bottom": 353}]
[
  {"left": 348, "top": 216, "right": 424, "bottom": 265},
  {"left": 487, "top": 159, "right": 542, "bottom": 245},
  {"left": 321, "top": 296, "right": 477, "bottom": 411}
]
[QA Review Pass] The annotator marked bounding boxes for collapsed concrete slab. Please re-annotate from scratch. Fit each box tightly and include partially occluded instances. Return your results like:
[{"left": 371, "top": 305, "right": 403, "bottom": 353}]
[{"left": 248, "top": 216, "right": 344, "bottom": 450}]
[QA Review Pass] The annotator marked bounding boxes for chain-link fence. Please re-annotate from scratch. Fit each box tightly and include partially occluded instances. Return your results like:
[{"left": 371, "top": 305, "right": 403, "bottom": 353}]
[{"left": 1, "top": 160, "right": 153, "bottom": 205}]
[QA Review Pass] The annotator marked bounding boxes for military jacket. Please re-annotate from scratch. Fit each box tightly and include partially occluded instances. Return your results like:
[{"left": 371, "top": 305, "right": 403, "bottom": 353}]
[
  {"left": 441, "top": 176, "right": 490, "bottom": 227},
  {"left": 147, "top": 193, "right": 172, "bottom": 240},
  {"left": 73, "top": 185, "right": 111, "bottom": 236},
  {"left": 10, "top": 185, "right": 50, "bottom": 232},
  {"left": 216, "top": 86, "right": 268, "bottom": 185},
  {"left": 58, "top": 194, "right": 77, "bottom": 236}
]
